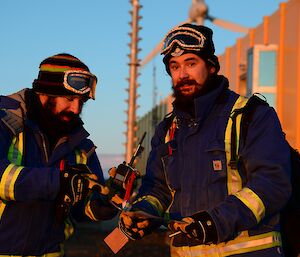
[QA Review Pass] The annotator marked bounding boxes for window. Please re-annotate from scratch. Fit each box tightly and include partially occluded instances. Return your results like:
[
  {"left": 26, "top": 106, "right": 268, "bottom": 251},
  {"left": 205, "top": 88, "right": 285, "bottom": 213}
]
[{"left": 247, "top": 45, "right": 278, "bottom": 108}]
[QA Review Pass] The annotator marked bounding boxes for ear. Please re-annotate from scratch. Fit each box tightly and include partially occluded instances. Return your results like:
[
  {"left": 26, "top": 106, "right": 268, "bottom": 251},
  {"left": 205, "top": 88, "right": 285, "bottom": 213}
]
[
  {"left": 209, "top": 66, "right": 216, "bottom": 74},
  {"left": 38, "top": 94, "right": 49, "bottom": 106}
]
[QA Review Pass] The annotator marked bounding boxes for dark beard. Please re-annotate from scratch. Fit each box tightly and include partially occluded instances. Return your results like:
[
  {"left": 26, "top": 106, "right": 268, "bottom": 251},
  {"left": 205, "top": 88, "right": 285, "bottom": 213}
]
[
  {"left": 26, "top": 91, "right": 82, "bottom": 150},
  {"left": 41, "top": 97, "right": 82, "bottom": 136},
  {"left": 172, "top": 74, "right": 218, "bottom": 115}
]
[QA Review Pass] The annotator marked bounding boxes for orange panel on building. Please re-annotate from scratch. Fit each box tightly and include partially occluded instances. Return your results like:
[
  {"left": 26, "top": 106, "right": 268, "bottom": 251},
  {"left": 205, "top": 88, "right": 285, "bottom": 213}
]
[{"left": 218, "top": 0, "right": 300, "bottom": 149}]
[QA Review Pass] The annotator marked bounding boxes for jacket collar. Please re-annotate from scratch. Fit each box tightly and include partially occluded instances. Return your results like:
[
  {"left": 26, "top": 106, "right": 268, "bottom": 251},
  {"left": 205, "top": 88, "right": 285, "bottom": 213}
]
[
  {"left": 48, "top": 126, "right": 90, "bottom": 165},
  {"left": 194, "top": 75, "right": 229, "bottom": 120}
]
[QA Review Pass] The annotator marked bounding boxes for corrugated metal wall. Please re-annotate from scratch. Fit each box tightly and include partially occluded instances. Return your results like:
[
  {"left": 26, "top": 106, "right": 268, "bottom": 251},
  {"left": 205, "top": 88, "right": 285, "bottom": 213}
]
[{"left": 219, "top": 0, "right": 300, "bottom": 149}]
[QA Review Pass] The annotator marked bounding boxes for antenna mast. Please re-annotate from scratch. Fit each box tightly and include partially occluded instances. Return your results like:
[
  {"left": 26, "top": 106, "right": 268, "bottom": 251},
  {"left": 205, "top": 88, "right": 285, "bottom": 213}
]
[{"left": 125, "top": 0, "right": 142, "bottom": 162}]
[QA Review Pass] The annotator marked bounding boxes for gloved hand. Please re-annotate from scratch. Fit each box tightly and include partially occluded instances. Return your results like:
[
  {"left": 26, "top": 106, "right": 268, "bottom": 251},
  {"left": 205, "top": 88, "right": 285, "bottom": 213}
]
[
  {"left": 59, "top": 164, "right": 93, "bottom": 205},
  {"left": 168, "top": 211, "right": 218, "bottom": 245},
  {"left": 105, "top": 163, "right": 140, "bottom": 208},
  {"left": 118, "top": 210, "right": 159, "bottom": 240},
  {"left": 56, "top": 163, "right": 98, "bottom": 220}
]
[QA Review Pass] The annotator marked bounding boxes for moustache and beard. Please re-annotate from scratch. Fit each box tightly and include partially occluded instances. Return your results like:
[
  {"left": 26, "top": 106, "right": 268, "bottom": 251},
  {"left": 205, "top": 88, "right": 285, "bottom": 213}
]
[
  {"left": 172, "top": 74, "right": 218, "bottom": 116},
  {"left": 26, "top": 91, "right": 82, "bottom": 150}
]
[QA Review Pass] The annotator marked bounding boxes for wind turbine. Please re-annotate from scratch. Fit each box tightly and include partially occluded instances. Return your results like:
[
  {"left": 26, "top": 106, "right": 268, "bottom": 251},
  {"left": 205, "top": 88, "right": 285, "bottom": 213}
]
[{"left": 140, "top": 0, "right": 249, "bottom": 68}]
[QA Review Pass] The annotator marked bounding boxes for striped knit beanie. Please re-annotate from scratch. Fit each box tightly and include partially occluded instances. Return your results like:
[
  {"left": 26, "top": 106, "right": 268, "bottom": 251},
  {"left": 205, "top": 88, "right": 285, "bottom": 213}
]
[{"left": 32, "top": 53, "right": 90, "bottom": 96}]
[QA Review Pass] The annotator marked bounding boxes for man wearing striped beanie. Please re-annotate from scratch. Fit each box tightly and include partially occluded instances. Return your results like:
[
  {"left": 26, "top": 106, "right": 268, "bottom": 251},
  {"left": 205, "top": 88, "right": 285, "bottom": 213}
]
[{"left": 0, "top": 53, "right": 118, "bottom": 256}]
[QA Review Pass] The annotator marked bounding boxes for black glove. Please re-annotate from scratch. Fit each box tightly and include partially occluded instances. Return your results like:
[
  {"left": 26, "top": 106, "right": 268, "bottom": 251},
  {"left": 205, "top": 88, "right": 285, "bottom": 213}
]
[
  {"left": 168, "top": 211, "right": 218, "bottom": 245},
  {"left": 60, "top": 164, "right": 92, "bottom": 204},
  {"left": 56, "top": 164, "right": 92, "bottom": 220},
  {"left": 105, "top": 163, "right": 140, "bottom": 208},
  {"left": 105, "top": 164, "right": 127, "bottom": 199},
  {"left": 118, "top": 209, "right": 161, "bottom": 240}
]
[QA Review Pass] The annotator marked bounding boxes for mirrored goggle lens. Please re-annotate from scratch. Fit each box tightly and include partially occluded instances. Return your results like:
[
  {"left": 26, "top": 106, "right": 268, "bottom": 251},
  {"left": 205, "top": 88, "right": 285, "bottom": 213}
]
[
  {"left": 164, "top": 34, "right": 199, "bottom": 49},
  {"left": 162, "top": 30, "right": 205, "bottom": 55},
  {"left": 67, "top": 73, "right": 96, "bottom": 92}
]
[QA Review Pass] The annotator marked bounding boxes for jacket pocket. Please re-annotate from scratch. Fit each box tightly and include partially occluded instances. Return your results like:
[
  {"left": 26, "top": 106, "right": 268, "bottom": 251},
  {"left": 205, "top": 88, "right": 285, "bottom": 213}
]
[{"left": 205, "top": 139, "right": 227, "bottom": 184}]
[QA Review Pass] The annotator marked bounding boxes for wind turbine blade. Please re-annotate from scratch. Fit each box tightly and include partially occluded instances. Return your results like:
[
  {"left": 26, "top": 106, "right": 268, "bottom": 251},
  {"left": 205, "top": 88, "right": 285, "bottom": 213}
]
[
  {"left": 140, "top": 41, "right": 163, "bottom": 68},
  {"left": 140, "top": 19, "right": 191, "bottom": 68},
  {"left": 210, "top": 17, "right": 249, "bottom": 34}
]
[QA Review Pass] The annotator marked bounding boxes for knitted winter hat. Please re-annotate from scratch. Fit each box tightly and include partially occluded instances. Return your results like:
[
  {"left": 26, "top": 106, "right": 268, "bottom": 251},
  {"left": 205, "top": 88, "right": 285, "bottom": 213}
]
[
  {"left": 161, "top": 23, "right": 220, "bottom": 74},
  {"left": 32, "top": 53, "right": 95, "bottom": 97}
]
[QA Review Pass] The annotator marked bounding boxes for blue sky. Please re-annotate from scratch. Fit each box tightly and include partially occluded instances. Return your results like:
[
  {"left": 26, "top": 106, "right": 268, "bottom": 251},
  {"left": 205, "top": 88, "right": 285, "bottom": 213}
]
[{"left": 0, "top": 0, "right": 285, "bottom": 156}]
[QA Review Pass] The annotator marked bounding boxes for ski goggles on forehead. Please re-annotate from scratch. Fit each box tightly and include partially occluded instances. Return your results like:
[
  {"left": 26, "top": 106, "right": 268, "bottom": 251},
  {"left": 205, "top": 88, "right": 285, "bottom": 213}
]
[
  {"left": 161, "top": 27, "right": 207, "bottom": 56},
  {"left": 63, "top": 70, "right": 97, "bottom": 100}
]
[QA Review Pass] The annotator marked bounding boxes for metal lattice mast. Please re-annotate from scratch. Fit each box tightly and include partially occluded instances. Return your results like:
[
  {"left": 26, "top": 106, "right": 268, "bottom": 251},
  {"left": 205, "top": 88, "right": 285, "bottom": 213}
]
[{"left": 125, "top": 0, "right": 142, "bottom": 162}]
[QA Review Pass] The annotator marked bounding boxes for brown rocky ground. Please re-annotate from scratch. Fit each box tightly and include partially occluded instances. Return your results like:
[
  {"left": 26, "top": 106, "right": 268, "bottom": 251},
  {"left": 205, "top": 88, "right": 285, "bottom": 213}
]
[{"left": 64, "top": 219, "right": 170, "bottom": 257}]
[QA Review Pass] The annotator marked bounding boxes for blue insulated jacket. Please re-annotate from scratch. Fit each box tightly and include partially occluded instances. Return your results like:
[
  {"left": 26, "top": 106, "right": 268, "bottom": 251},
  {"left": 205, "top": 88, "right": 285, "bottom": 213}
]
[
  {"left": 138, "top": 76, "right": 291, "bottom": 254},
  {"left": 0, "top": 89, "right": 109, "bottom": 256}
]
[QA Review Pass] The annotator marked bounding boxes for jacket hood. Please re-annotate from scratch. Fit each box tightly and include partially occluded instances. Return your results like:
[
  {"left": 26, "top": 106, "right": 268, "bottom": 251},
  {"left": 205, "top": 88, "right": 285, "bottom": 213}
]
[{"left": 7, "top": 88, "right": 28, "bottom": 120}]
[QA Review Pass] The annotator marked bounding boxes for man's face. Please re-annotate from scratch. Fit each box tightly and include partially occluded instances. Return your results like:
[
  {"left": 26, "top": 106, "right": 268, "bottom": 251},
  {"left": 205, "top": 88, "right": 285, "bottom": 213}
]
[
  {"left": 169, "top": 53, "right": 215, "bottom": 99},
  {"left": 39, "top": 94, "right": 85, "bottom": 123}
]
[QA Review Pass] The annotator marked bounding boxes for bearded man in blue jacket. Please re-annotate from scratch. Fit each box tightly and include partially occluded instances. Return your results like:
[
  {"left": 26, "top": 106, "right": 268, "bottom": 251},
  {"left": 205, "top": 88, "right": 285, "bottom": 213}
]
[
  {"left": 119, "top": 24, "right": 291, "bottom": 257},
  {"left": 0, "top": 53, "right": 117, "bottom": 256}
]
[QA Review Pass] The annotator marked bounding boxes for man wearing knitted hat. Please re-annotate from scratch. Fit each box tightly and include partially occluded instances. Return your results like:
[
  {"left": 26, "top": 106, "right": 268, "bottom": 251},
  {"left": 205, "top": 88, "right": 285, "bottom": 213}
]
[
  {"left": 0, "top": 53, "right": 118, "bottom": 256},
  {"left": 118, "top": 24, "right": 291, "bottom": 256}
]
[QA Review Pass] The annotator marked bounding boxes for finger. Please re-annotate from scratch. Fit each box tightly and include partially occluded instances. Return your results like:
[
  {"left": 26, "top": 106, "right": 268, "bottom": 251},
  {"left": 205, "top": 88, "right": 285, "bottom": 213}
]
[
  {"left": 173, "top": 222, "right": 184, "bottom": 231},
  {"left": 85, "top": 174, "right": 100, "bottom": 189},
  {"left": 138, "top": 229, "right": 145, "bottom": 238},
  {"left": 88, "top": 180, "right": 97, "bottom": 189},
  {"left": 132, "top": 228, "right": 138, "bottom": 233},
  {"left": 88, "top": 174, "right": 98, "bottom": 180},
  {"left": 108, "top": 167, "right": 117, "bottom": 178},
  {"left": 182, "top": 217, "right": 194, "bottom": 223},
  {"left": 171, "top": 222, "right": 190, "bottom": 234},
  {"left": 120, "top": 213, "right": 133, "bottom": 228},
  {"left": 111, "top": 194, "right": 124, "bottom": 204},
  {"left": 168, "top": 221, "right": 177, "bottom": 232},
  {"left": 131, "top": 228, "right": 145, "bottom": 238},
  {"left": 136, "top": 219, "right": 149, "bottom": 229}
]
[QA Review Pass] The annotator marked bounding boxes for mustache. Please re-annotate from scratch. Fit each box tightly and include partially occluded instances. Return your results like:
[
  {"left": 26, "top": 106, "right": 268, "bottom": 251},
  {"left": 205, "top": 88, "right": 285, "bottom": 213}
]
[
  {"left": 58, "top": 111, "right": 80, "bottom": 120},
  {"left": 173, "top": 79, "right": 200, "bottom": 89}
]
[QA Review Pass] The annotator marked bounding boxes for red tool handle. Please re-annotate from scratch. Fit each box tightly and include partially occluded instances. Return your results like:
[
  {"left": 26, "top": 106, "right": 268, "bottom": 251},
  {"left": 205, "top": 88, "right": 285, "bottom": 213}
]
[
  {"left": 59, "top": 160, "right": 65, "bottom": 172},
  {"left": 124, "top": 172, "right": 136, "bottom": 201}
]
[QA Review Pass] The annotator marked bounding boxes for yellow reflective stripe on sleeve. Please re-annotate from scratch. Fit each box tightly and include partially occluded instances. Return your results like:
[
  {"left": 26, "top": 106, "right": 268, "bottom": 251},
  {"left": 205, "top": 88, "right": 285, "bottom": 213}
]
[
  {"left": 225, "top": 96, "right": 249, "bottom": 195},
  {"left": 171, "top": 231, "right": 281, "bottom": 257},
  {"left": 8, "top": 132, "right": 24, "bottom": 165},
  {"left": 0, "top": 163, "right": 24, "bottom": 200},
  {"left": 134, "top": 195, "right": 164, "bottom": 216},
  {"left": 64, "top": 218, "right": 74, "bottom": 240},
  {"left": 235, "top": 187, "right": 266, "bottom": 223},
  {"left": 75, "top": 150, "right": 87, "bottom": 164}
]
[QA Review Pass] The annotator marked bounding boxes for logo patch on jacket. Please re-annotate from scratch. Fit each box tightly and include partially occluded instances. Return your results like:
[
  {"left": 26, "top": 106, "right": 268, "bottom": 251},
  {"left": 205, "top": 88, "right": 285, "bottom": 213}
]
[{"left": 212, "top": 160, "right": 222, "bottom": 171}]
